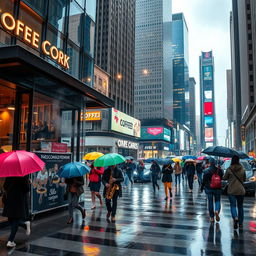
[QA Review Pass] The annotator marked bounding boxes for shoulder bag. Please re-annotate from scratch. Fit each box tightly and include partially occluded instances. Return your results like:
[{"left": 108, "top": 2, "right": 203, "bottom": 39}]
[{"left": 230, "top": 169, "right": 245, "bottom": 187}]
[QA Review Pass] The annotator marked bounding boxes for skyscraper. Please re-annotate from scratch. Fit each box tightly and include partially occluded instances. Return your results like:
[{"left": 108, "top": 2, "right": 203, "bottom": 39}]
[
  {"left": 189, "top": 77, "right": 196, "bottom": 138},
  {"left": 172, "top": 13, "right": 189, "bottom": 126},
  {"left": 199, "top": 51, "right": 217, "bottom": 149},
  {"left": 134, "top": 0, "right": 173, "bottom": 120},
  {"left": 94, "top": 0, "right": 135, "bottom": 115}
]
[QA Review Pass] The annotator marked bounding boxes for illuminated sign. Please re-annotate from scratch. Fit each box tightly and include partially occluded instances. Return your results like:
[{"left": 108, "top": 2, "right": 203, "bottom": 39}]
[
  {"left": 204, "top": 90, "right": 212, "bottom": 101},
  {"left": 116, "top": 139, "right": 139, "bottom": 150},
  {"left": 0, "top": 12, "right": 70, "bottom": 69},
  {"left": 85, "top": 111, "right": 102, "bottom": 121},
  {"left": 205, "top": 128, "right": 214, "bottom": 142},
  {"left": 203, "top": 66, "right": 212, "bottom": 80},
  {"left": 141, "top": 126, "right": 170, "bottom": 142},
  {"left": 205, "top": 116, "right": 214, "bottom": 128},
  {"left": 111, "top": 108, "right": 141, "bottom": 137},
  {"left": 204, "top": 102, "right": 213, "bottom": 115}
]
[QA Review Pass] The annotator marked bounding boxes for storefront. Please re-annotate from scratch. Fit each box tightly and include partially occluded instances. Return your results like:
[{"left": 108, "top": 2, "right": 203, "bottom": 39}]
[
  {"left": 0, "top": 0, "right": 112, "bottom": 222},
  {"left": 139, "top": 142, "right": 170, "bottom": 159}
]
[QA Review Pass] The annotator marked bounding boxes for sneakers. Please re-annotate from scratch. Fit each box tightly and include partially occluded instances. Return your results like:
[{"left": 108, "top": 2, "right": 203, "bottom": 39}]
[
  {"left": 234, "top": 219, "right": 238, "bottom": 229},
  {"left": 210, "top": 217, "right": 215, "bottom": 222},
  {"left": 111, "top": 216, "right": 116, "bottom": 223},
  {"left": 91, "top": 205, "right": 96, "bottom": 210},
  {"left": 106, "top": 212, "right": 111, "bottom": 220},
  {"left": 25, "top": 221, "right": 31, "bottom": 236},
  {"left": 6, "top": 241, "right": 16, "bottom": 248},
  {"left": 215, "top": 212, "right": 220, "bottom": 222},
  {"left": 164, "top": 197, "right": 168, "bottom": 200}
]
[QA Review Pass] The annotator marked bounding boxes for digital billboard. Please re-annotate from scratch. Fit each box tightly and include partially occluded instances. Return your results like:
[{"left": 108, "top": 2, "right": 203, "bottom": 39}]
[
  {"left": 203, "top": 66, "right": 213, "bottom": 80},
  {"left": 141, "top": 127, "right": 171, "bottom": 142},
  {"left": 204, "top": 116, "right": 214, "bottom": 128},
  {"left": 111, "top": 108, "right": 141, "bottom": 137},
  {"left": 204, "top": 102, "right": 213, "bottom": 115},
  {"left": 204, "top": 90, "right": 212, "bottom": 101},
  {"left": 205, "top": 128, "right": 214, "bottom": 142}
]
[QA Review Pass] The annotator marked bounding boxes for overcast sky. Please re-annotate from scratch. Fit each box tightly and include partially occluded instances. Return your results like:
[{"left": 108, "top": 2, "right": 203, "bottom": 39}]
[{"left": 172, "top": 0, "right": 232, "bottom": 146}]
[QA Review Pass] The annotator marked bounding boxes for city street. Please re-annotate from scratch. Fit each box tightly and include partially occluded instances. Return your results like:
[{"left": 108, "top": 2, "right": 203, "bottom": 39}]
[{"left": 0, "top": 181, "right": 255, "bottom": 256}]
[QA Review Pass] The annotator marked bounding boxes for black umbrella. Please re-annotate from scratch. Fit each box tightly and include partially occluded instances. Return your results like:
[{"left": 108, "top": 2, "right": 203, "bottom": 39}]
[
  {"left": 202, "top": 146, "right": 239, "bottom": 158},
  {"left": 237, "top": 151, "right": 249, "bottom": 159}
]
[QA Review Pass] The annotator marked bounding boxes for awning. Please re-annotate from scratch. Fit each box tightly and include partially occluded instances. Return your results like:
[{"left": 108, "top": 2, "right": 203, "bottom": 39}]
[{"left": 0, "top": 45, "right": 114, "bottom": 108}]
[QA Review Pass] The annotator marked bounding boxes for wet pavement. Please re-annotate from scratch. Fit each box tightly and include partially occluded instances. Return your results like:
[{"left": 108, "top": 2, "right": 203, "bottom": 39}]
[{"left": 0, "top": 181, "right": 255, "bottom": 256}]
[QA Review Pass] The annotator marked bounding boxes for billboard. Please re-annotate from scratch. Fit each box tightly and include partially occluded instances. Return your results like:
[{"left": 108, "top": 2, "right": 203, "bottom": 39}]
[
  {"left": 141, "top": 127, "right": 171, "bottom": 142},
  {"left": 203, "top": 66, "right": 213, "bottom": 80},
  {"left": 111, "top": 108, "right": 141, "bottom": 137},
  {"left": 205, "top": 128, "right": 214, "bottom": 142},
  {"left": 204, "top": 90, "right": 212, "bottom": 101},
  {"left": 204, "top": 116, "right": 214, "bottom": 128},
  {"left": 204, "top": 102, "right": 213, "bottom": 115}
]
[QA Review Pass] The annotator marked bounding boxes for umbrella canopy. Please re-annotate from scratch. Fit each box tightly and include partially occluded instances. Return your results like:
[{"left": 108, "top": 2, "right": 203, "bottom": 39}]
[
  {"left": 223, "top": 158, "right": 231, "bottom": 161},
  {"left": 185, "top": 159, "right": 195, "bottom": 163},
  {"left": 237, "top": 151, "right": 249, "bottom": 159},
  {"left": 94, "top": 153, "right": 126, "bottom": 167},
  {"left": 83, "top": 152, "right": 104, "bottom": 161},
  {"left": 125, "top": 156, "right": 134, "bottom": 160},
  {"left": 182, "top": 155, "right": 197, "bottom": 160},
  {"left": 0, "top": 150, "right": 45, "bottom": 177},
  {"left": 172, "top": 158, "right": 181, "bottom": 163},
  {"left": 202, "top": 146, "right": 239, "bottom": 158},
  {"left": 58, "top": 162, "right": 90, "bottom": 178},
  {"left": 197, "top": 156, "right": 206, "bottom": 161}
]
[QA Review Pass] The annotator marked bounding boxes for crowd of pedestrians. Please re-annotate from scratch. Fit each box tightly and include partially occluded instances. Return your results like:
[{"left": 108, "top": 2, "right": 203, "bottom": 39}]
[{"left": 1, "top": 155, "right": 248, "bottom": 247}]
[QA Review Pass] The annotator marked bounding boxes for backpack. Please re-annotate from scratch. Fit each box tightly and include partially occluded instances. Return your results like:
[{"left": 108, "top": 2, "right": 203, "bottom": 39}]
[{"left": 210, "top": 170, "right": 222, "bottom": 189}]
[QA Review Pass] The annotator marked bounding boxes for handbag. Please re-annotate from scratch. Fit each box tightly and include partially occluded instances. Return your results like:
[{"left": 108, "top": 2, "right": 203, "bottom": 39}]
[{"left": 230, "top": 169, "right": 245, "bottom": 187}]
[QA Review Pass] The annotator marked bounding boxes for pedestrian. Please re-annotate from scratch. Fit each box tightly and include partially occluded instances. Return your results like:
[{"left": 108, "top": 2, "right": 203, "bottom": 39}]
[
  {"left": 89, "top": 163, "right": 104, "bottom": 210},
  {"left": 124, "top": 160, "right": 134, "bottom": 187},
  {"left": 65, "top": 176, "right": 86, "bottom": 224},
  {"left": 102, "top": 165, "right": 124, "bottom": 222},
  {"left": 150, "top": 160, "right": 161, "bottom": 192},
  {"left": 185, "top": 160, "right": 196, "bottom": 192},
  {"left": 137, "top": 160, "right": 145, "bottom": 182},
  {"left": 162, "top": 163, "right": 173, "bottom": 200},
  {"left": 201, "top": 158, "right": 223, "bottom": 222},
  {"left": 223, "top": 155, "right": 246, "bottom": 229},
  {"left": 196, "top": 161, "right": 203, "bottom": 186},
  {"left": 2, "top": 176, "right": 31, "bottom": 248},
  {"left": 174, "top": 162, "right": 182, "bottom": 185},
  {"left": 181, "top": 160, "right": 186, "bottom": 180}
]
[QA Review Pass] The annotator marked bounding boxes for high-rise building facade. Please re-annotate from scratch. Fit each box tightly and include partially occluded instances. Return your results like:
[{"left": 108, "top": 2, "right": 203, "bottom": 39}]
[
  {"left": 231, "top": 0, "right": 256, "bottom": 153},
  {"left": 199, "top": 51, "right": 217, "bottom": 148},
  {"left": 134, "top": 0, "right": 173, "bottom": 120},
  {"left": 189, "top": 77, "right": 196, "bottom": 138},
  {"left": 94, "top": 0, "right": 135, "bottom": 115},
  {"left": 172, "top": 13, "right": 189, "bottom": 127}
]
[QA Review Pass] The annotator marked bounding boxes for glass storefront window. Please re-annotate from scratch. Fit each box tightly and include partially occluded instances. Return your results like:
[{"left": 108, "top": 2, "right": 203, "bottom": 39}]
[
  {"left": 0, "top": 30, "right": 11, "bottom": 47},
  {"left": 22, "top": 0, "right": 47, "bottom": 17},
  {"left": 69, "top": 0, "right": 84, "bottom": 47},
  {"left": 0, "top": 0, "right": 14, "bottom": 15},
  {"left": 46, "top": 25, "right": 65, "bottom": 51},
  {"left": 82, "top": 54, "right": 94, "bottom": 86},
  {"left": 67, "top": 41, "right": 80, "bottom": 78},
  {"left": 76, "top": 0, "right": 85, "bottom": 9},
  {"left": 48, "top": 0, "right": 68, "bottom": 34},
  {"left": 86, "top": 0, "right": 96, "bottom": 21},
  {"left": 84, "top": 15, "right": 95, "bottom": 57}
]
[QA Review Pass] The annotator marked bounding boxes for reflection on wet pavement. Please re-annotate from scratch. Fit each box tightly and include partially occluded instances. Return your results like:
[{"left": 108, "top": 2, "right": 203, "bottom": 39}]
[{"left": 0, "top": 182, "right": 255, "bottom": 255}]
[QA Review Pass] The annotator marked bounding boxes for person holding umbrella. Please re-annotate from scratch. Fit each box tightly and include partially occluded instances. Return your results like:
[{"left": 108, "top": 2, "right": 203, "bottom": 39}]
[
  {"left": 150, "top": 160, "right": 161, "bottom": 192},
  {"left": 162, "top": 162, "right": 173, "bottom": 200},
  {"left": 184, "top": 160, "right": 196, "bottom": 192}
]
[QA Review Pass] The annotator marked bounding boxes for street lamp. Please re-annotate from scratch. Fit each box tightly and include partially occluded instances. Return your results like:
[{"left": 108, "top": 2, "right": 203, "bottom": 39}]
[
  {"left": 116, "top": 73, "right": 122, "bottom": 80},
  {"left": 142, "top": 69, "right": 149, "bottom": 75}
]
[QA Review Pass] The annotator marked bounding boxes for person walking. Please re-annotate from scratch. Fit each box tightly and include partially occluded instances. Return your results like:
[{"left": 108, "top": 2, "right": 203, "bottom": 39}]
[
  {"left": 137, "top": 160, "right": 145, "bottom": 182},
  {"left": 162, "top": 163, "right": 173, "bottom": 200},
  {"left": 124, "top": 160, "right": 134, "bottom": 187},
  {"left": 2, "top": 176, "right": 31, "bottom": 248},
  {"left": 102, "top": 165, "right": 124, "bottom": 222},
  {"left": 89, "top": 163, "right": 104, "bottom": 209},
  {"left": 65, "top": 176, "right": 86, "bottom": 224},
  {"left": 181, "top": 160, "right": 186, "bottom": 180},
  {"left": 174, "top": 162, "right": 182, "bottom": 185},
  {"left": 223, "top": 155, "right": 246, "bottom": 229},
  {"left": 201, "top": 158, "right": 223, "bottom": 222},
  {"left": 196, "top": 161, "right": 203, "bottom": 186},
  {"left": 185, "top": 161, "right": 196, "bottom": 192},
  {"left": 150, "top": 160, "right": 161, "bottom": 192}
]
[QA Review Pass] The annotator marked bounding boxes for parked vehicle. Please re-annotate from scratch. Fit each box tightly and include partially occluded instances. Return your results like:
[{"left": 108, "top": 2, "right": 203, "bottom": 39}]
[
  {"left": 133, "top": 163, "right": 152, "bottom": 183},
  {"left": 221, "top": 160, "right": 256, "bottom": 196}
]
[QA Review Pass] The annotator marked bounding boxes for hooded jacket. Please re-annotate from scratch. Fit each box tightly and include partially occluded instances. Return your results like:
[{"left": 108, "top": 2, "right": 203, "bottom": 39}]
[{"left": 223, "top": 163, "right": 246, "bottom": 195}]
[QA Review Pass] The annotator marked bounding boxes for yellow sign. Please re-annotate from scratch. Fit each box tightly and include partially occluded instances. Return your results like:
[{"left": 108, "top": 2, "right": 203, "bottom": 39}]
[
  {"left": 85, "top": 111, "right": 102, "bottom": 121},
  {"left": 0, "top": 12, "right": 70, "bottom": 69}
]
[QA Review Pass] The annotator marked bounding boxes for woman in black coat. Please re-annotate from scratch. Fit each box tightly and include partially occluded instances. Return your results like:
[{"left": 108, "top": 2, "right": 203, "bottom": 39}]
[
  {"left": 162, "top": 164, "right": 173, "bottom": 200},
  {"left": 3, "top": 176, "right": 31, "bottom": 247}
]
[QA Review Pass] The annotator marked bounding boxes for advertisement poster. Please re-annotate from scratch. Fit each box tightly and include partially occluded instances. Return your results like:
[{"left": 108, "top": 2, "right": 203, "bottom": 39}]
[
  {"left": 204, "top": 116, "right": 214, "bottom": 128},
  {"left": 31, "top": 153, "right": 71, "bottom": 214},
  {"left": 205, "top": 128, "right": 214, "bottom": 142},
  {"left": 204, "top": 90, "right": 212, "bottom": 101},
  {"left": 204, "top": 102, "right": 214, "bottom": 115},
  {"left": 141, "top": 127, "right": 171, "bottom": 142},
  {"left": 111, "top": 108, "right": 141, "bottom": 137},
  {"left": 203, "top": 66, "right": 213, "bottom": 80}
]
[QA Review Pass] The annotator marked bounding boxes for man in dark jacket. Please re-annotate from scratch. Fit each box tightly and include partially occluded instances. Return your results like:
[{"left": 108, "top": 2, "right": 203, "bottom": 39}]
[
  {"left": 201, "top": 158, "right": 223, "bottom": 222},
  {"left": 185, "top": 161, "right": 196, "bottom": 192},
  {"left": 102, "top": 165, "right": 124, "bottom": 222},
  {"left": 3, "top": 176, "right": 31, "bottom": 247},
  {"left": 196, "top": 162, "right": 203, "bottom": 186},
  {"left": 150, "top": 161, "right": 161, "bottom": 192}
]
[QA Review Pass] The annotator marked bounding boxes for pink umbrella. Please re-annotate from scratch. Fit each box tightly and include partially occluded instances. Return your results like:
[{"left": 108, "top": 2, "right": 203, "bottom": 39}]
[
  {"left": 197, "top": 156, "right": 206, "bottom": 160},
  {"left": 0, "top": 150, "right": 45, "bottom": 177}
]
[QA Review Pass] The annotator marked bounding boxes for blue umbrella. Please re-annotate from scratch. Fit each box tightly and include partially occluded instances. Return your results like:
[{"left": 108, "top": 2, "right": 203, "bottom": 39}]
[
  {"left": 182, "top": 155, "right": 197, "bottom": 160},
  {"left": 58, "top": 162, "right": 90, "bottom": 178}
]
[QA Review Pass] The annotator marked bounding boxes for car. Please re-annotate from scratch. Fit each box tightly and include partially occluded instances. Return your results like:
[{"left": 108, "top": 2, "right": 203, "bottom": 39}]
[
  {"left": 221, "top": 160, "right": 256, "bottom": 196},
  {"left": 133, "top": 163, "right": 152, "bottom": 183}
]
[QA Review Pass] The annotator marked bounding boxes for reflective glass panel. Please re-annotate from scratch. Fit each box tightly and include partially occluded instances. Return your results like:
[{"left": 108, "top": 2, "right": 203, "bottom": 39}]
[{"left": 86, "top": 0, "right": 96, "bottom": 21}]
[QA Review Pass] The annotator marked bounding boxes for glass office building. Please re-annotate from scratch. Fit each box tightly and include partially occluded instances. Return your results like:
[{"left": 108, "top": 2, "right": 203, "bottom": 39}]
[{"left": 172, "top": 13, "right": 189, "bottom": 127}]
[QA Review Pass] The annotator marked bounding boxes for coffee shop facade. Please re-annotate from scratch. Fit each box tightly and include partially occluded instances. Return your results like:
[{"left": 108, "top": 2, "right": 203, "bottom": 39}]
[{"left": 0, "top": 0, "right": 112, "bottom": 221}]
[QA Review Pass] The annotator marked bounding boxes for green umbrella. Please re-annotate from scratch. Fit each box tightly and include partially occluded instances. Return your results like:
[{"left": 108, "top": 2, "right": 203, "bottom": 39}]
[{"left": 94, "top": 153, "right": 126, "bottom": 167}]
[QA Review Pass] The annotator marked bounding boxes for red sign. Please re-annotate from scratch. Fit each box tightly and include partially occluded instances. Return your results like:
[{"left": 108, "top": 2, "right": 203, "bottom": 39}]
[
  {"left": 147, "top": 127, "right": 163, "bottom": 136},
  {"left": 204, "top": 102, "right": 213, "bottom": 115},
  {"left": 51, "top": 142, "right": 68, "bottom": 153}
]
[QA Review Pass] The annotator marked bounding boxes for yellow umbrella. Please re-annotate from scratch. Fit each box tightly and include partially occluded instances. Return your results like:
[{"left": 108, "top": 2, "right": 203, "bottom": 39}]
[
  {"left": 1, "top": 145, "right": 12, "bottom": 152},
  {"left": 172, "top": 158, "right": 181, "bottom": 163},
  {"left": 83, "top": 152, "right": 104, "bottom": 161}
]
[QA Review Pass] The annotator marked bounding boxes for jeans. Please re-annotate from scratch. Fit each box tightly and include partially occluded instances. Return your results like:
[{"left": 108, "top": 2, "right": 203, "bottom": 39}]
[
  {"left": 8, "top": 218, "right": 26, "bottom": 242},
  {"left": 68, "top": 192, "right": 84, "bottom": 218},
  {"left": 206, "top": 191, "right": 221, "bottom": 218},
  {"left": 197, "top": 172, "right": 202, "bottom": 185},
  {"left": 105, "top": 192, "right": 119, "bottom": 217},
  {"left": 187, "top": 174, "right": 194, "bottom": 190},
  {"left": 228, "top": 195, "right": 244, "bottom": 225},
  {"left": 175, "top": 174, "right": 181, "bottom": 185},
  {"left": 152, "top": 175, "right": 159, "bottom": 192},
  {"left": 124, "top": 172, "right": 133, "bottom": 186}
]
